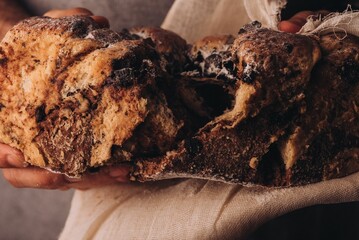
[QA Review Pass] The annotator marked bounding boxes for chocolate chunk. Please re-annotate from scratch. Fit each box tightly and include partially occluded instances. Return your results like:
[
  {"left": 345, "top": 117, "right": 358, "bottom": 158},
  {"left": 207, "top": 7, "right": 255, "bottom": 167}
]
[
  {"left": 284, "top": 43, "right": 294, "bottom": 53},
  {"left": 338, "top": 59, "right": 359, "bottom": 84},
  {"left": 195, "top": 51, "right": 204, "bottom": 62},
  {"left": 109, "top": 68, "right": 136, "bottom": 87},
  {"left": 0, "top": 48, "right": 7, "bottom": 66},
  {"left": 205, "top": 54, "right": 223, "bottom": 69},
  {"left": 70, "top": 18, "right": 96, "bottom": 37},
  {"left": 223, "top": 59, "right": 234, "bottom": 70},
  {"left": 238, "top": 28, "right": 247, "bottom": 34},
  {"left": 251, "top": 21, "right": 262, "bottom": 28},
  {"left": 184, "top": 138, "right": 203, "bottom": 158},
  {"left": 87, "top": 28, "right": 134, "bottom": 44},
  {"left": 35, "top": 104, "right": 46, "bottom": 123}
]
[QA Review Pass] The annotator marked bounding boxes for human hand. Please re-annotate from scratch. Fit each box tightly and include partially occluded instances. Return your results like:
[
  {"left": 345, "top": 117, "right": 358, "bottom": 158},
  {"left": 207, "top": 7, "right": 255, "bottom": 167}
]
[
  {"left": 44, "top": 7, "right": 110, "bottom": 28},
  {"left": 0, "top": 8, "right": 130, "bottom": 190},
  {"left": 0, "top": 143, "right": 131, "bottom": 190},
  {"left": 278, "top": 10, "right": 329, "bottom": 33}
]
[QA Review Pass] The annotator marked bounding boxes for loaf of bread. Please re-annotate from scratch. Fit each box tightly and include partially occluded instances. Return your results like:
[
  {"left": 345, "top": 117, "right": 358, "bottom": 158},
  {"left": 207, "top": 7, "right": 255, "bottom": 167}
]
[
  {"left": 0, "top": 16, "right": 358, "bottom": 186},
  {"left": 0, "top": 17, "right": 190, "bottom": 176}
]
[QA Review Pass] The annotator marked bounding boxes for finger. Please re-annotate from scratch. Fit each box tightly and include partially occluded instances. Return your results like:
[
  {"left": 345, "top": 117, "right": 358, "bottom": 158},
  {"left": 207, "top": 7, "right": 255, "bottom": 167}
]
[
  {"left": 278, "top": 11, "right": 315, "bottom": 33},
  {"left": 43, "top": 9, "right": 110, "bottom": 29},
  {"left": 279, "top": 10, "right": 331, "bottom": 33},
  {"left": 0, "top": 143, "right": 26, "bottom": 168},
  {"left": 91, "top": 16, "right": 110, "bottom": 28},
  {"left": 65, "top": 166, "right": 131, "bottom": 190},
  {"left": 2, "top": 165, "right": 131, "bottom": 190},
  {"left": 44, "top": 8, "right": 93, "bottom": 18},
  {"left": 65, "top": 175, "right": 115, "bottom": 190},
  {"left": 278, "top": 21, "right": 303, "bottom": 33},
  {"left": 108, "top": 166, "right": 131, "bottom": 179},
  {"left": 2, "top": 167, "right": 66, "bottom": 189}
]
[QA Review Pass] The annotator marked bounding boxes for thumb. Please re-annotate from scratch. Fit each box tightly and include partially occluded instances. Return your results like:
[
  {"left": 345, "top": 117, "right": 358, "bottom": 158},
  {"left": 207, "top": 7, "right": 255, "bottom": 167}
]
[{"left": 0, "top": 143, "right": 27, "bottom": 168}]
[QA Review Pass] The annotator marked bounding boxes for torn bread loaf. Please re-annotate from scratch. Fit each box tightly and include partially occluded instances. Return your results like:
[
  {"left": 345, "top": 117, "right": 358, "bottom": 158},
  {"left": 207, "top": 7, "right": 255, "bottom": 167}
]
[
  {"left": 278, "top": 33, "right": 359, "bottom": 175},
  {"left": 133, "top": 23, "right": 321, "bottom": 185},
  {"left": 134, "top": 28, "right": 358, "bottom": 186},
  {"left": 0, "top": 16, "right": 191, "bottom": 176},
  {"left": 279, "top": 33, "right": 359, "bottom": 184},
  {"left": 128, "top": 27, "right": 188, "bottom": 75},
  {"left": 0, "top": 16, "right": 358, "bottom": 186}
]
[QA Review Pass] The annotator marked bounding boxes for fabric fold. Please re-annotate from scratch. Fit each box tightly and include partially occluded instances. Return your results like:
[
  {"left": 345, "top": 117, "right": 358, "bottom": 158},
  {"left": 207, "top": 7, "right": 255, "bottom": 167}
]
[
  {"left": 61, "top": 2, "right": 359, "bottom": 239},
  {"left": 299, "top": 8, "right": 359, "bottom": 37}
]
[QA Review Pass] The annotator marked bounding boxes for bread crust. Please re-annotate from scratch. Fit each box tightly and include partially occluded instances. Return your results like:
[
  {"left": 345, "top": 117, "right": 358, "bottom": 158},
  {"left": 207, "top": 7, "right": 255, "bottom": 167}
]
[
  {"left": 134, "top": 23, "right": 322, "bottom": 186},
  {"left": 0, "top": 17, "right": 185, "bottom": 176},
  {"left": 1, "top": 17, "right": 358, "bottom": 186}
]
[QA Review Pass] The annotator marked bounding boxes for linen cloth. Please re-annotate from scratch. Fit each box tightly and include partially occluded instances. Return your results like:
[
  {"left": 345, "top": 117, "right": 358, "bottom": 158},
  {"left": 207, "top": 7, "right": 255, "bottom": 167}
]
[
  {"left": 162, "top": 0, "right": 286, "bottom": 42},
  {"left": 299, "top": 8, "right": 359, "bottom": 37},
  {"left": 60, "top": 1, "right": 359, "bottom": 239}
]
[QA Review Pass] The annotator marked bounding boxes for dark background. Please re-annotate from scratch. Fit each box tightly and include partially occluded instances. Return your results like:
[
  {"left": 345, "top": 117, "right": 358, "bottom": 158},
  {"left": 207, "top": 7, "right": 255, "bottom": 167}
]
[
  {"left": 282, "top": 0, "right": 359, "bottom": 19},
  {"left": 248, "top": 202, "right": 359, "bottom": 240}
]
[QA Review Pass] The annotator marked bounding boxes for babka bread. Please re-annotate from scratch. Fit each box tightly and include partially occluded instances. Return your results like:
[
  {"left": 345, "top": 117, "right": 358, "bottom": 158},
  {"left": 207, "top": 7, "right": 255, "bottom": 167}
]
[
  {"left": 279, "top": 33, "right": 359, "bottom": 184},
  {"left": 0, "top": 16, "right": 358, "bottom": 186},
  {"left": 133, "top": 22, "right": 322, "bottom": 186},
  {"left": 128, "top": 27, "right": 188, "bottom": 75},
  {"left": 0, "top": 16, "right": 190, "bottom": 176}
]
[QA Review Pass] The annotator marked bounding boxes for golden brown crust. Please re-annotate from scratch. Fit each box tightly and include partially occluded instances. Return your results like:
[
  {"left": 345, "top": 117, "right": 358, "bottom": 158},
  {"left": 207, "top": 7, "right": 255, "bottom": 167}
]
[
  {"left": 129, "top": 27, "right": 188, "bottom": 74},
  {"left": 190, "top": 34, "right": 235, "bottom": 55},
  {"left": 0, "top": 17, "right": 186, "bottom": 176}
]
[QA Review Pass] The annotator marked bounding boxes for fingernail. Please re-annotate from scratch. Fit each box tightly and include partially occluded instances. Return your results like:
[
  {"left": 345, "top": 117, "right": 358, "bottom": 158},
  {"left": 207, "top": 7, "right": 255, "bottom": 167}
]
[
  {"left": 6, "top": 154, "right": 26, "bottom": 168},
  {"left": 109, "top": 166, "right": 130, "bottom": 178}
]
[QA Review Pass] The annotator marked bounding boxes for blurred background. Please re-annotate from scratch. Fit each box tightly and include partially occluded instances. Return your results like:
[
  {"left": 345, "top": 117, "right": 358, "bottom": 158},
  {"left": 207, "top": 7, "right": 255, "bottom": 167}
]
[{"left": 0, "top": 175, "right": 73, "bottom": 240}]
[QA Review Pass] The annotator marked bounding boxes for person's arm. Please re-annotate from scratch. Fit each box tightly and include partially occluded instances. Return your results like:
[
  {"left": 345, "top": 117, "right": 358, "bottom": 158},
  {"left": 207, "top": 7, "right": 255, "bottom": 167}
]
[
  {"left": 0, "top": 142, "right": 130, "bottom": 190},
  {"left": 278, "top": 10, "right": 329, "bottom": 33},
  {"left": 0, "top": 0, "right": 30, "bottom": 39}
]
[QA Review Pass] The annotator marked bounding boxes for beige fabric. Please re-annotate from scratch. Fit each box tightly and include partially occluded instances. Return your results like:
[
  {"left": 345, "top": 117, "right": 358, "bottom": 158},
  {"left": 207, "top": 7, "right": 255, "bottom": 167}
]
[
  {"left": 162, "top": 0, "right": 249, "bottom": 42},
  {"left": 161, "top": 0, "right": 286, "bottom": 42},
  {"left": 300, "top": 10, "right": 359, "bottom": 37},
  {"left": 244, "top": 0, "right": 287, "bottom": 29},
  {"left": 60, "top": 173, "right": 359, "bottom": 240},
  {"left": 61, "top": 1, "right": 359, "bottom": 240}
]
